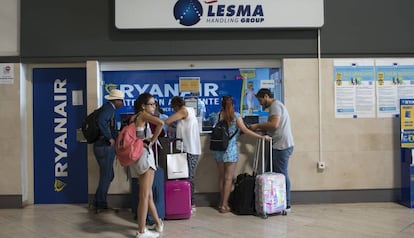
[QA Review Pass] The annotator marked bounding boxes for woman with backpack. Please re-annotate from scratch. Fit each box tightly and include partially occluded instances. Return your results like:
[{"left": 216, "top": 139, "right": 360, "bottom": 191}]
[
  {"left": 212, "top": 96, "right": 271, "bottom": 213},
  {"left": 130, "top": 93, "right": 164, "bottom": 238}
]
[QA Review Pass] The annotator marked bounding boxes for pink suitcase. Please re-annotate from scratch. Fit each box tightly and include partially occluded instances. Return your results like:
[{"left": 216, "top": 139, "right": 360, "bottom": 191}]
[
  {"left": 254, "top": 138, "right": 287, "bottom": 218},
  {"left": 164, "top": 180, "right": 192, "bottom": 220}
]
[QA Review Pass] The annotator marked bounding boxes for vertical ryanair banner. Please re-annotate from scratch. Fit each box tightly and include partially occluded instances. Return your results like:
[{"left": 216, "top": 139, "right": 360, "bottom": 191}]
[{"left": 33, "top": 68, "right": 88, "bottom": 204}]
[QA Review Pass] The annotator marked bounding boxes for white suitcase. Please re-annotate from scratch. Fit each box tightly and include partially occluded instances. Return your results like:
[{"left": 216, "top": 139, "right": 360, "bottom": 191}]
[{"left": 254, "top": 138, "right": 287, "bottom": 218}]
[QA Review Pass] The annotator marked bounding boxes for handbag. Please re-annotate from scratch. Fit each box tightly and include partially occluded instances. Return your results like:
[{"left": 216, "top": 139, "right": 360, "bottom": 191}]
[{"left": 167, "top": 138, "right": 189, "bottom": 179}]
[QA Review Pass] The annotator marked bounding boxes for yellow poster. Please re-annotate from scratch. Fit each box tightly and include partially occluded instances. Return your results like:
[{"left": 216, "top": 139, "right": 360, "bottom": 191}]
[
  {"left": 179, "top": 77, "right": 200, "bottom": 93},
  {"left": 401, "top": 103, "right": 414, "bottom": 130}
]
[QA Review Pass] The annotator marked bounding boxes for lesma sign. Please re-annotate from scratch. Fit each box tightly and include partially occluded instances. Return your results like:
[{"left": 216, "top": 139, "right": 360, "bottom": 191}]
[{"left": 115, "top": 0, "right": 324, "bottom": 29}]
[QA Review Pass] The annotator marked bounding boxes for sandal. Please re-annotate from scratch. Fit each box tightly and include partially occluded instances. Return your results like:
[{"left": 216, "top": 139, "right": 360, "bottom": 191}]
[{"left": 219, "top": 206, "right": 231, "bottom": 213}]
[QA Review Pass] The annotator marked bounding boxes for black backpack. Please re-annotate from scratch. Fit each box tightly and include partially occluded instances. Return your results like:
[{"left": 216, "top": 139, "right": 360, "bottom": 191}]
[
  {"left": 81, "top": 108, "right": 101, "bottom": 144},
  {"left": 209, "top": 119, "right": 238, "bottom": 151}
]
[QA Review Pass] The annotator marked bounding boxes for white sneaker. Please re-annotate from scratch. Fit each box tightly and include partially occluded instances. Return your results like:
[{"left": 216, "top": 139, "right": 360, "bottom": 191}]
[
  {"left": 136, "top": 228, "right": 159, "bottom": 238},
  {"left": 147, "top": 221, "right": 164, "bottom": 233}
]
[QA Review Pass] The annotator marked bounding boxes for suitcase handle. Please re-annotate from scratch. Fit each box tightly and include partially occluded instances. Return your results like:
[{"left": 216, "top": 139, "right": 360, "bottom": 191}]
[
  {"left": 169, "top": 138, "right": 184, "bottom": 154},
  {"left": 154, "top": 140, "right": 159, "bottom": 166},
  {"left": 252, "top": 139, "right": 260, "bottom": 176},
  {"left": 261, "top": 137, "right": 273, "bottom": 173},
  {"left": 254, "top": 138, "right": 273, "bottom": 174}
]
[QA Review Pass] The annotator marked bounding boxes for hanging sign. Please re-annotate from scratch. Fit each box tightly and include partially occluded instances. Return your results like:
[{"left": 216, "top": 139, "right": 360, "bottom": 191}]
[
  {"left": 179, "top": 77, "right": 200, "bottom": 93},
  {"left": 115, "top": 0, "right": 324, "bottom": 29}
]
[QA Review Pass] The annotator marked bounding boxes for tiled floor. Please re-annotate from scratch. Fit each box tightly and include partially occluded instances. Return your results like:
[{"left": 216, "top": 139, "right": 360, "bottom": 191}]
[{"left": 0, "top": 203, "right": 413, "bottom": 238}]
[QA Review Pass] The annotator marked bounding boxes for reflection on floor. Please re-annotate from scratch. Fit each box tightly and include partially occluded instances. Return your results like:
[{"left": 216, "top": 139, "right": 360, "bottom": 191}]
[{"left": 0, "top": 203, "right": 413, "bottom": 238}]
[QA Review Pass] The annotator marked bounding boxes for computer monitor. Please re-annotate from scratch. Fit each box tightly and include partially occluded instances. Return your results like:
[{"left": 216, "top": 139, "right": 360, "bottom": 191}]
[{"left": 243, "top": 115, "right": 259, "bottom": 126}]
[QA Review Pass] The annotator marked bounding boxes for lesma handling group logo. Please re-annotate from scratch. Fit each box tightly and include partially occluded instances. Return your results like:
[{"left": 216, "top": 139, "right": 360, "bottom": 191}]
[
  {"left": 174, "top": 0, "right": 204, "bottom": 26},
  {"left": 173, "top": 0, "right": 264, "bottom": 27}
]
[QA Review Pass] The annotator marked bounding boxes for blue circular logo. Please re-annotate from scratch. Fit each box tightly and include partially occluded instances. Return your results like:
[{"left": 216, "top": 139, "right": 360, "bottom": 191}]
[{"left": 173, "top": 0, "right": 203, "bottom": 26}]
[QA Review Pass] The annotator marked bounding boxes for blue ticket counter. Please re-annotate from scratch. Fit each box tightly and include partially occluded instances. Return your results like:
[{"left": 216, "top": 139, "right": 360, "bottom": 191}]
[
  {"left": 400, "top": 149, "right": 414, "bottom": 208},
  {"left": 400, "top": 99, "right": 414, "bottom": 208}
]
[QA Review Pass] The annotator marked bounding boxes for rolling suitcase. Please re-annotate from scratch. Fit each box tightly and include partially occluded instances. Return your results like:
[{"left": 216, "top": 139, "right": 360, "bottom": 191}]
[
  {"left": 130, "top": 177, "right": 138, "bottom": 219},
  {"left": 164, "top": 139, "right": 192, "bottom": 220},
  {"left": 148, "top": 142, "right": 166, "bottom": 223},
  {"left": 255, "top": 138, "right": 287, "bottom": 218},
  {"left": 164, "top": 180, "right": 192, "bottom": 220},
  {"left": 131, "top": 142, "right": 166, "bottom": 223}
]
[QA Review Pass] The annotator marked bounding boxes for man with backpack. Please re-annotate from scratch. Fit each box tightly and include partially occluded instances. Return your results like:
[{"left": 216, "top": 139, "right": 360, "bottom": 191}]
[{"left": 92, "top": 89, "right": 125, "bottom": 212}]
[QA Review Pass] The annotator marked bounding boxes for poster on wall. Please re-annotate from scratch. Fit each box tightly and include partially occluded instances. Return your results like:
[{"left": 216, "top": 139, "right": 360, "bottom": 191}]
[
  {"left": 376, "top": 59, "right": 414, "bottom": 118},
  {"left": 0, "top": 63, "right": 14, "bottom": 84},
  {"left": 334, "top": 59, "right": 375, "bottom": 118},
  {"left": 102, "top": 68, "right": 281, "bottom": 125},
  {"left": 239, "top": 68, "right": 281, "bottom": 120}
]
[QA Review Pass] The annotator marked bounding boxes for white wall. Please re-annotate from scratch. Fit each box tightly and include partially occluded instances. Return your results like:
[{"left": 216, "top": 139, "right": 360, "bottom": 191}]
[
  {"left": 0, "top": 64, "right": 21, "bottom": 195},
  {"left": 0, "top": 0, "right": 19, "bottom": 56},
  {"left": 286, "top": 59, "right": 400, "bottom": 191}
]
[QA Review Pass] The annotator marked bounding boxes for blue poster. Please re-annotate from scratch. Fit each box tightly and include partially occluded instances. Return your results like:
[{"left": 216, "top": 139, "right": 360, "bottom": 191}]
[
  {"left": 401, "top": 98, "right": 414, "bottom": 148},
  {"left": 102, "top": 68, "right": 280, "bottom": 123},
  {"left": 240, "top": 68, "right": 281, "bottom": 116},
  {"left": 102, "top": 69, "right": 244, "bottom": 122},
  {"left": 33, "top": 68, "right": 88, "bottom": 204}
]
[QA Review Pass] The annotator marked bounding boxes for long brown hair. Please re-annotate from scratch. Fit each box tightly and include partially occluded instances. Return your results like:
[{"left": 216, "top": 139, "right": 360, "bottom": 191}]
[
  {"left": 170, "top": 96, "right": 185, "bottom": 111},
  {"left": 220, "top": 96, "right": 235, "bottom": 126},
  {"left": 134, "top": 93, "right": 153, "bottom": 113}
]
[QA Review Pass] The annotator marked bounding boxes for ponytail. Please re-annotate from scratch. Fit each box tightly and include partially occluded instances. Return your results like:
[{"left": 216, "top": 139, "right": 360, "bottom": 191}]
[{"left": 220, "top": 96, "right": 235, "bottom": 125}]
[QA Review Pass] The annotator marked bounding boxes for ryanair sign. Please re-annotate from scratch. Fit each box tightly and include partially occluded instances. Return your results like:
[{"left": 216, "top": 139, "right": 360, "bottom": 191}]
[{"left": 115, "top": 0, "right": 324, "bottom": 29}]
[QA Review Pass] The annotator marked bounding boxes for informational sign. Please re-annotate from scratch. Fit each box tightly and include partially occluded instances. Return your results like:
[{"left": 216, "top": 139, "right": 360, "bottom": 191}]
[
  {"left": 179, "top": 77, "right": 200, "bottom": 93},
  {"left": 0, "top": 63, "right": 14, "bottom": 84},
  {"left": 401, "top": 98, "right": 414, "bottom": 148},
  {"left": 102, "top": 68, "right": 281, "bottom": 122},
  {"left": 333, "top": 59, "right": 414, "bottom": 119},
  {"left": 377, "top": 59, "right": 414, "bottom": 118},
  {"left": 401, "top": 99, "right": 414, "bottom": 130},
  {"left": 334, "top": 59, "right": 375, "bottom": 118},
  {"left": 115, "top": 0, "right": 324, "bottom": 29},
  {"left": 103, "top": 69, "right": 243, "bottom": 121}
]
